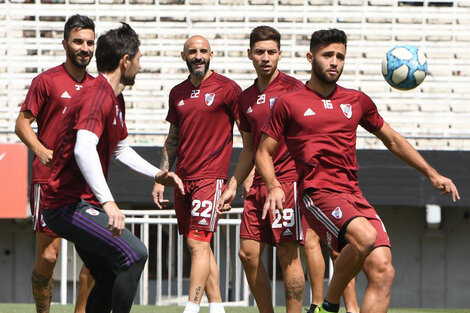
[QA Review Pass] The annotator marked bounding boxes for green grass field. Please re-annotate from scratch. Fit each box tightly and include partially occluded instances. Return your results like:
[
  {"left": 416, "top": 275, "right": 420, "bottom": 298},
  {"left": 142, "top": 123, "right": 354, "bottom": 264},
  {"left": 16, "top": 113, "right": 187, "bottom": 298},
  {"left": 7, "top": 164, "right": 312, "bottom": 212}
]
[{"left": 1, "top": 304, "right": 469, "bottom": 313}]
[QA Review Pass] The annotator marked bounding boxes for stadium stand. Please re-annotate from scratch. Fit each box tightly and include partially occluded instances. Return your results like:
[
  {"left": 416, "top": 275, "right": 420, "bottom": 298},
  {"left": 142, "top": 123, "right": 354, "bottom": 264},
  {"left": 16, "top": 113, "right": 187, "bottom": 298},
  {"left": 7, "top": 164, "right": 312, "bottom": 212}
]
[{"left": 0, "top": 0, "right": 469, "bottom": 149}]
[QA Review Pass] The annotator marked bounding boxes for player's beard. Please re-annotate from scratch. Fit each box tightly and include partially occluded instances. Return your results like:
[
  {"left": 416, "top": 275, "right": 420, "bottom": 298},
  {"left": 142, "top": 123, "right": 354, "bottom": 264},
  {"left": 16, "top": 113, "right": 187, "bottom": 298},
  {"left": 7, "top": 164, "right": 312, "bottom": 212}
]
[
  {"left": 121, "top": 72, "right": 137, "bottom": 86},
  {"left": 66, "top": 46, "right": 92, "bottom": 69},
  {"left": 186, "top": 58, "right": 210, "bottom": 79},
  {"left": 312, "top": 61, "right": 342, "bottom": 85}
]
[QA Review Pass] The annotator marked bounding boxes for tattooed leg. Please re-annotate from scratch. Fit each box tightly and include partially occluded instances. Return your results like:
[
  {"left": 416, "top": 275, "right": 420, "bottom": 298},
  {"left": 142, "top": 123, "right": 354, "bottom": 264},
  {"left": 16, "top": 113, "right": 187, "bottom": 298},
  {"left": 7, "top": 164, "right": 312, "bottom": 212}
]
[
  {"left": 277, "top": 242, "right": 305, "bottom": 313},
  {"left": 32, "top": 271, "right": 54, "bottom": 313},
  {"left": 186, "top": 238, "right": 211, "bottom": 304}
]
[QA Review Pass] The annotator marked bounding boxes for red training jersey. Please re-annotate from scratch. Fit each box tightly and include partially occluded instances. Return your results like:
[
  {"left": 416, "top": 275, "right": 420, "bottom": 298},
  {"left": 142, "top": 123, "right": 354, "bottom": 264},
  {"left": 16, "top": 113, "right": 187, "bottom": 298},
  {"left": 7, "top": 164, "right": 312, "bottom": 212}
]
[
  {"left": 20, "top": 64, "right": 94, "bottom": 184},
  {"left": 239, "top": 71, "right": 303, "bottom": 185},
  {"left": 263, "top": 84, "right": 384, "bottom": 195},
  {"left": 166, "top": 71, "right": 241, "bottom": 180},
  {"left": 44, "top": 74, "right": 127, "bottom": 209}
]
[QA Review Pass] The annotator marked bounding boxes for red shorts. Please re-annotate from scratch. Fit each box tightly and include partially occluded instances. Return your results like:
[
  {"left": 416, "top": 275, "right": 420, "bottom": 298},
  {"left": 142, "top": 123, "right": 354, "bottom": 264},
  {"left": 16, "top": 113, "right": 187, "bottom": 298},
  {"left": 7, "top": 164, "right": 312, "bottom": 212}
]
[
  {"left": 174, "top": 178, "right": 225, "bottom": 236},
  {"left": 300, "top": 189, "right": 390, "bottom": 252},
  {"left": 30, "top": 183, "right": 58, "bottom": 237},
  {"left": 240, "top": 182, "right": 304, "bottom": 245}
]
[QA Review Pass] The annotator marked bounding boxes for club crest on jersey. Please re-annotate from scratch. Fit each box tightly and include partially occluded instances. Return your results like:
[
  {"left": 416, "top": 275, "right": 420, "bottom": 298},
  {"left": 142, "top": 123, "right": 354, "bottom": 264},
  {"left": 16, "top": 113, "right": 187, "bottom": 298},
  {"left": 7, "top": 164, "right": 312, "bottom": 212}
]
[
  {"left": 332, "top": 207, "right": 343, "bottom": 220},
  {"left": 269, "top": 97, "right": 278, "bottom": 109},
  {"left": 205, "top": 93, "right": 215, "bottom": 106},
  {"left": 340, "top": 104, "right": 352, "bottom": 119},
  {"left": 86, "top": 208, "right": 100, "bottom": 216}
]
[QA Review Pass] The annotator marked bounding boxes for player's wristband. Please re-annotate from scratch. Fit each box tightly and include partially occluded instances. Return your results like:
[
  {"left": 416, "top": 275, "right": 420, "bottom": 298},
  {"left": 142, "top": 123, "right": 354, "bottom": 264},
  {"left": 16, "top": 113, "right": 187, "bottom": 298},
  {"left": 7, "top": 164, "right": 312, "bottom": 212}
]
[{"left": 269, "top": 185, "right": 283, "bottom": 192}]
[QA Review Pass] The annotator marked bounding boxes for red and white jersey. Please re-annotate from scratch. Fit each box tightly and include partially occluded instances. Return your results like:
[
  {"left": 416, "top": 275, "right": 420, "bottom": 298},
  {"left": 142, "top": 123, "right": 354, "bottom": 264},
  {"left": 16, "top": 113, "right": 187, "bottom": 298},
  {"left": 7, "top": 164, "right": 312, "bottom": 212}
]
[
  {"left": 166, "top": 72, "right": 241, "bottom": 180},
  {"left": 21, "top": 64, "right": 94, "bottom": 184},
  {"left": 44, "top": 74, "right": 127, "bottom": 209},
  {"left": 263, "top": 84, "right": 384, "bottom": 195},
  {"left": 239, "top": 71, "right": 303, "bottom": 185}
]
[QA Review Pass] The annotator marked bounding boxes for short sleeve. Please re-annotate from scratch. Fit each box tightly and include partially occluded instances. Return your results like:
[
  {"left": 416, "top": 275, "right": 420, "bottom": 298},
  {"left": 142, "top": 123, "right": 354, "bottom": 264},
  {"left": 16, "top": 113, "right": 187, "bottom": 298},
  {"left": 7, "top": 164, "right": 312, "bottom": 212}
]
[
  {"left": 262, "top": 95, "right": 290, "bottom": 142},
  {"left": 359, "top": 92, "right": 384, "bottom": 133},
  {"left": 225, "top": 82, "right": 242, "bottom": 121},
  {"left": 21, "top": 74, "right": 48, "bottom": 117},
  {"left": 166, "top": 87, "right": 179, "bottom": 126},
  {"left": 238, "top": 94, "right": 251, "bottom": 133}
]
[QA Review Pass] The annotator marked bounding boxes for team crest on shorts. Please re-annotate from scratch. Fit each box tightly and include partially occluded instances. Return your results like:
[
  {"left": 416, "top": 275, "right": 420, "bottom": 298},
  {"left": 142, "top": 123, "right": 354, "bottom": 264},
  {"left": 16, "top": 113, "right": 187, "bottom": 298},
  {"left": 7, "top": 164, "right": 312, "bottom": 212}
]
[
  {"left": 340, "top": 104, "right": 352, "bottom": 119},
  {"left": 86, "top": 208, "right": 100, "bottom": 216},
  {"left": 40, "top": 214, "right": 47, "bottom": 227},
  {"left": 205, "top": 93, "right": 215, "bottom": 106},
  {"left": 332, "top": 207, "right": 343, "bottom": 220}
]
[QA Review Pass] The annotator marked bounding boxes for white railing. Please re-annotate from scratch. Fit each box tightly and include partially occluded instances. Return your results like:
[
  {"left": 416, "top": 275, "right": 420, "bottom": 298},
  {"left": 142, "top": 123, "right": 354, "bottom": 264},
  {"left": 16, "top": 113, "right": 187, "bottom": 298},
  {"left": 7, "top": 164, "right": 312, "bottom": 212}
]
[{"left": 61, "top": 208, "right": 253, "bottom": 307}]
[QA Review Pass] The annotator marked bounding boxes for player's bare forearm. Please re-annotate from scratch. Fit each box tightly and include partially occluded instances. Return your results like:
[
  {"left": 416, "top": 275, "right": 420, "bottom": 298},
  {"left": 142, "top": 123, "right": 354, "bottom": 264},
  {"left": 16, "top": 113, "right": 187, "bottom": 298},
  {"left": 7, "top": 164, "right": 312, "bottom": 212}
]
[
  {"left": 160, "top": 124, "right": 179, "bottom": 171},
  {"left": 255, "top": 135, "right": 281, "bottom": 190},
  {"left": 376, "top": 122, "right": 460, "bottom": 201},
  {"left": 232, "top": 129, "right": 255, "bottom": 187},
  {"left": 15, "top": 111, "right": 53, "bottom": 166}
]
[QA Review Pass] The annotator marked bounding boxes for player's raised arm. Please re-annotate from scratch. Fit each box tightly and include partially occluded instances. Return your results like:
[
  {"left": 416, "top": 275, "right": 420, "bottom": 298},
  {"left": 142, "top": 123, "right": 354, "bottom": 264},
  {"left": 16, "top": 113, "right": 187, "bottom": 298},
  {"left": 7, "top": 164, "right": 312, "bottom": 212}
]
[
  {"left": 153, "top": 123, "right": 179, "bottom": 208},
  {"left": 374, "top": 121, "right": 460, "bottom": 202},
  {"left": 216, "top": 123, "right": 254, "bottom": 213},
  {"left": 255, "top": 133, "right": 284, "bottom": 220}
]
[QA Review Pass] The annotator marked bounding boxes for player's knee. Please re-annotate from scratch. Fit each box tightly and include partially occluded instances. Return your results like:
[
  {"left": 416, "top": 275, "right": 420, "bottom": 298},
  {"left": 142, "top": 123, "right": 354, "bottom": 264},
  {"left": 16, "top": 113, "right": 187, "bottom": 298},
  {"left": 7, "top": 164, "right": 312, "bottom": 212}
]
[
  {"left": 238, "top": 247, "right": 257, "bottom": 265},
  {"left": 370, "top": 258, "right": 395, "bottom": 287},
  {"left": 134, "top": 241, "right": 148, "bottom": 263},
  {"left": 41, "top": 249, "right": 59, "bottom": 265}
]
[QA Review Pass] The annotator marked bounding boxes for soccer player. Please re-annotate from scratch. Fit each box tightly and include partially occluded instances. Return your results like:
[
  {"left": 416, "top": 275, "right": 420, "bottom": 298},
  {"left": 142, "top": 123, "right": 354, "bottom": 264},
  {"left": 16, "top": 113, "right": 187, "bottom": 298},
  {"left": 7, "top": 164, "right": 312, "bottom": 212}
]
[
  {"left": 215, "top": 25, "right": 309, "bottom": 313},
  {"left": 152, "top": 35, "right": 242, "bottom": 313},
  {"left": 41, "top": 22, "right": 184, "bottom": 313},
  {"left": 14, "top": 14, "right": 95, "bottom": 313},
  {"left": 256, "top": 28, "right": 460, "bottom": 313}
]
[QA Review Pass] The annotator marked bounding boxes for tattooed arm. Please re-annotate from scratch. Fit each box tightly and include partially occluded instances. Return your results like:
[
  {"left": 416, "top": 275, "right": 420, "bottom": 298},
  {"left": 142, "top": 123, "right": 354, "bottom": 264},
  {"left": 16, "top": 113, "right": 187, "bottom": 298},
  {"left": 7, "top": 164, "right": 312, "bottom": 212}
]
[{"left": 152, "top": 124, "right": 179, "bottom": 208}]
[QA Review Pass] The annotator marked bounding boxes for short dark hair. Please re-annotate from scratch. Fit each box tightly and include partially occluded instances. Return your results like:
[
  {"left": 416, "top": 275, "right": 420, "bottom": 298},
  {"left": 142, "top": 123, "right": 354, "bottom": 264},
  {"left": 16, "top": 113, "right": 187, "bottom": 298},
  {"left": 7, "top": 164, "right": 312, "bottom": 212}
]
[
  {"left": 309, "top": 28, "right": 347, "bottom": 52},
  {"left": 63, "top": 14, "right": 95, "bottom": 41},
  {"left": 96, "top": 22, "right": 141, "bottom": 73},
  {"left": 249, "top": 26, "right": 281, "bottom": 50}
]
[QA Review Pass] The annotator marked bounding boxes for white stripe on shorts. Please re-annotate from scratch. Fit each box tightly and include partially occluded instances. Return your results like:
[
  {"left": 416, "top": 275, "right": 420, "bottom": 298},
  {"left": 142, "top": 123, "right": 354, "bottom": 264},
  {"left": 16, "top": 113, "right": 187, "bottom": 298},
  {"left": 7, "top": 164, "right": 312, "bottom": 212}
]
[
  {"left": 293, "top": 182, "right": 304, "bottom": 241},
  {"left": 302, "top": 194, "right": 339, "bottom": 237},
  {"left": 209, "top": 179, "right": 223, "bottom": 232},
  {"left": 32, "top": 184, "right": 41, "bottom": 231}
]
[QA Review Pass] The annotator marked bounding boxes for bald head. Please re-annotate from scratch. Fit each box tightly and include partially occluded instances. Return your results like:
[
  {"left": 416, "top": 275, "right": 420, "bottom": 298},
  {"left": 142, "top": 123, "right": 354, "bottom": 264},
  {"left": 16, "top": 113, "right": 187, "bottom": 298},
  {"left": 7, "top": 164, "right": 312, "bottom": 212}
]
[
  {"left": 183, "top": 35, "right": 211, "bottom": 52},
  {"left": 182, "top": 35, "right": 213, "bottom": 81}
]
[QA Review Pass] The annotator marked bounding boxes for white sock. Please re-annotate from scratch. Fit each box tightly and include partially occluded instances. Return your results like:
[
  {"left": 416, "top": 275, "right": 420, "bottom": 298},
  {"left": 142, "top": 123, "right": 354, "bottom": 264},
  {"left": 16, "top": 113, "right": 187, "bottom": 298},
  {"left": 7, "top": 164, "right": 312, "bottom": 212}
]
[
  {"left": 209, "top": 302, "right": 225, "bottom": 313},
  {"left": 183, "top": 301, "right": 200, "bottom": 313}
]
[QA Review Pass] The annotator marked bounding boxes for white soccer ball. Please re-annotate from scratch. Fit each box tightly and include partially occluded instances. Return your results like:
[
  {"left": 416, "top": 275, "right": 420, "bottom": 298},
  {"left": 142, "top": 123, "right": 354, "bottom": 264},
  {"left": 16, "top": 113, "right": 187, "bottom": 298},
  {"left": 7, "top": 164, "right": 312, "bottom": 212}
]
[{"left": 381, "top": 45, "right": 428, "bottom": 90}]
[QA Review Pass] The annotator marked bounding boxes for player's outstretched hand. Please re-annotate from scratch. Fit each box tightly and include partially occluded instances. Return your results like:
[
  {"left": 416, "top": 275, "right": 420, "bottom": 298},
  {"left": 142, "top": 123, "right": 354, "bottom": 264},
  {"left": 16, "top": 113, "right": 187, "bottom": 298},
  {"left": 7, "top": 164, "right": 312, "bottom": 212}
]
[
  {"left": 152, "top": 182, "right": 168, "bottom": 209},
  {"left": 430, "top": 173, "right": 460, "bottom": 202},
  {"left": 102, "top": 201, "right": 125, "bottom": 236},
  {"left": 155, "top": 171, "right": 185, "bottom": 195},
  {"left": 216, "top": 187, "right": 236, "bottom": 214},
  {"left": 262, "top": 186, "right": 285, "bottom": 220}
]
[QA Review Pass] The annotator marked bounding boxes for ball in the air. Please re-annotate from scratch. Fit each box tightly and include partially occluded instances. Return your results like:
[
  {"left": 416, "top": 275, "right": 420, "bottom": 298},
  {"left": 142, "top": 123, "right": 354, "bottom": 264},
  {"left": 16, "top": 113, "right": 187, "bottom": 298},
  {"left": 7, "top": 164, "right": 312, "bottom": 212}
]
[{"left": 381, "top": 45, "right": 428, "bottom": 90}]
